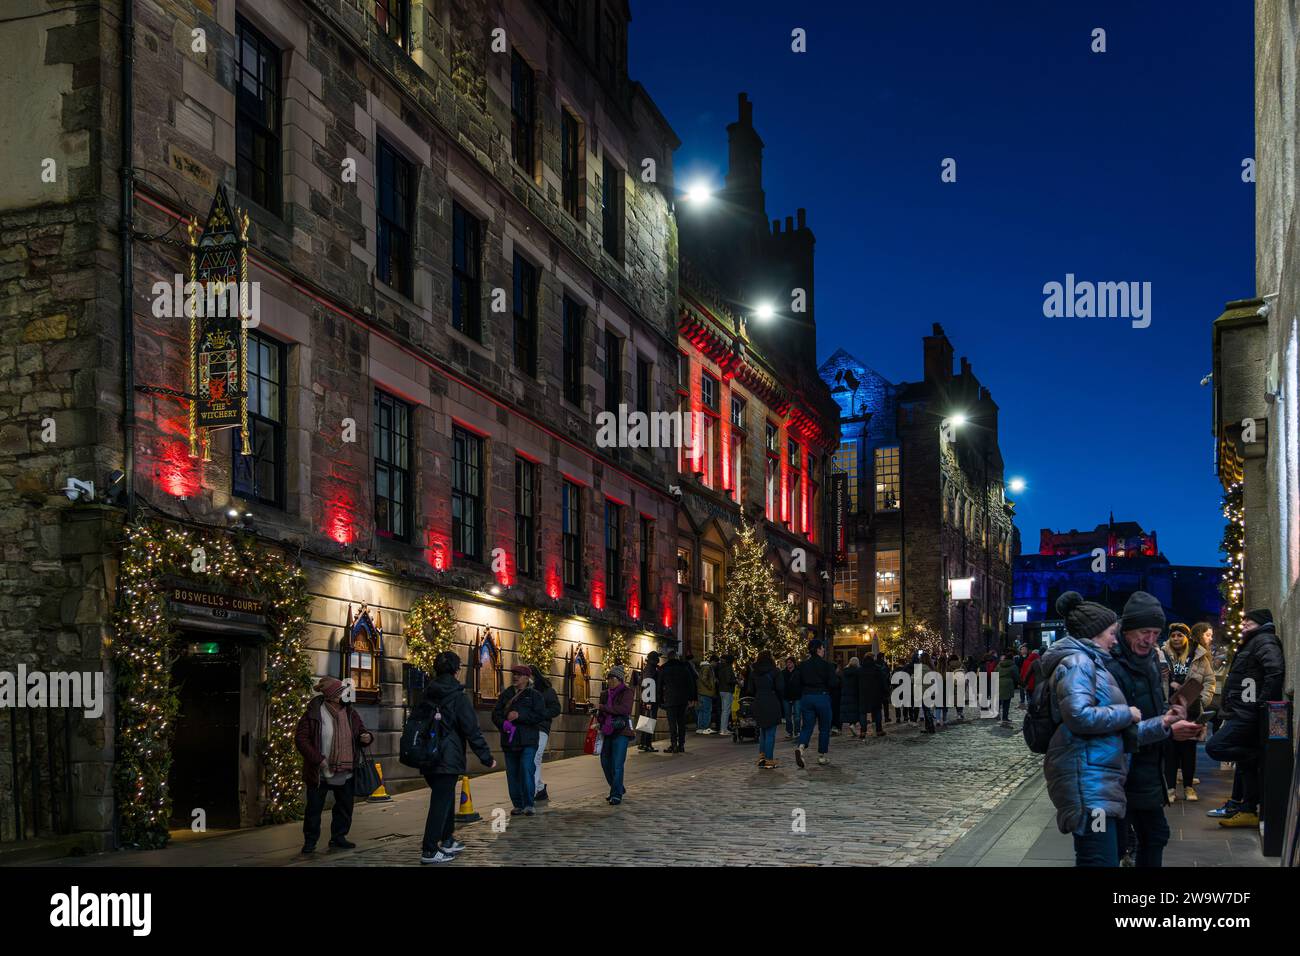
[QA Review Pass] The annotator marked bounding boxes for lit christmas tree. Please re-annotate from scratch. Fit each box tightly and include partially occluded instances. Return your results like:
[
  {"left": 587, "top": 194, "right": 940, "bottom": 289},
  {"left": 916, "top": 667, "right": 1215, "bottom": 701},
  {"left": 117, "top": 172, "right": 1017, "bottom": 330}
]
[
  {"left": 719, "top": 513, "right": 800, "bottom": 662},
  {"left": 1219, "top": 483, "right": 1245, "bottom": 654}
]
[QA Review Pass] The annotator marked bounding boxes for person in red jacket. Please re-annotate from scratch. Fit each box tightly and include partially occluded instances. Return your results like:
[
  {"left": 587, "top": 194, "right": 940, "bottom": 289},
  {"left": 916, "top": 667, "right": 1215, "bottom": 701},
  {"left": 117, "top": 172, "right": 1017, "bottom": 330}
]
[
  {"left": 1019, "top": 647, "right": 1041, "bottom": 709},
  {"left": 294, "top": 676, "right": 374, "bottom": 854}
]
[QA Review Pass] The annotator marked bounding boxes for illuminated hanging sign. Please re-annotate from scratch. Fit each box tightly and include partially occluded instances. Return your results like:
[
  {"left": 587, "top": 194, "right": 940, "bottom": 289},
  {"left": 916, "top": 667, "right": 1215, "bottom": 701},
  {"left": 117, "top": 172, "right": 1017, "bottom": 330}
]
[
  {"left": 950, "top": 577, "right": 974, "bottom": 601},
  {"left": 187, "top": 184, "right": 251, "bottom": 460},
  {"left": 830, "top": 472, "right": 848, "bottom": 558}
]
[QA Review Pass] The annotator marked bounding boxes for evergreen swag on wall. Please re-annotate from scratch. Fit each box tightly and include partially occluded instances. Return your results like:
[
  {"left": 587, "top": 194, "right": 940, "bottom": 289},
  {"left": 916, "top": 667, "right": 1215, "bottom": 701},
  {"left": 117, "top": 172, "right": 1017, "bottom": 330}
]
[
  {"left": 112, "top": 522, "right": 313, "bottom": 847},
  {"left": 518, "top": 608, "right": 560, "bottom": 672}
]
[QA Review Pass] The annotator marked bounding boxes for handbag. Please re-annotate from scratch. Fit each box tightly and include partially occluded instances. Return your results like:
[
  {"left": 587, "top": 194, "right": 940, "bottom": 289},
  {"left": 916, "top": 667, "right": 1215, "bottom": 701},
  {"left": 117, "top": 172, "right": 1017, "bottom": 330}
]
[
  {"left": 352, "top": 748, "right": 381, "bottom": 797},
  {"left": 583, "top": 716, "right": 600, "bottom": 755},
  {"left": 634, "top": 714, "right": 657, "bottom": 735}
]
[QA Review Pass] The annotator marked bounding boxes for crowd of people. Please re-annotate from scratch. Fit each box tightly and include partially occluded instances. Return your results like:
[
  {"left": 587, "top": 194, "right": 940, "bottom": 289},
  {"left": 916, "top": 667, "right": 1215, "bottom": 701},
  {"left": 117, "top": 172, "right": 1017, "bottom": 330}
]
[
  {"left": 287, "top": 594, "right": 1283, "bottom": 868},
  {"left": 1039, "top": 590, "right": 1285, "bottom": 867}
]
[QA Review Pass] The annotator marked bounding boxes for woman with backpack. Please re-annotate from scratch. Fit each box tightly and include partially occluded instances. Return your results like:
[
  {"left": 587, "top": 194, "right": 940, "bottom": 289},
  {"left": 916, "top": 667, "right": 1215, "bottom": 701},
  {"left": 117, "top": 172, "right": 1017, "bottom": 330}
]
[
  {"left": 491, "top": 664, "right": 548, "bottom": 816},
  {"left": 410, "top": 651, "right": 497, "bottom": 864},
  {"left": 744, "top": 650, "right": 786, "bottom": 769},
  {"left": 1039, "top": 592, "right": 1182, "bottom": 867},
  {"left": 596, "top": 665, "right": 635, "bottom": 804}
]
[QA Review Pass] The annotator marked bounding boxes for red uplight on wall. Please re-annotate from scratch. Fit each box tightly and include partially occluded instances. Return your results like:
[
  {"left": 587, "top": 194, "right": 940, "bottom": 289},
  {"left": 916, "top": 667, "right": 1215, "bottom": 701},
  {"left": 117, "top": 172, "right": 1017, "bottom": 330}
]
[
  {"left": 546, "top": 564, "right": 562, "bottom": 600},
  {"left": 426, "top": 532, "right": 450, "bottom": 571},
  {"left": 661, "top": 598, "right": 673, "bottom": 630},
  {"left": 627, "top": 591, "right": 640, "bottom": 620},
  {"left": 591, "top": 579, "right": 605, "bottom": 611},
  {"left": 157, "top": 440, "right": 200, "bottom": 498}
]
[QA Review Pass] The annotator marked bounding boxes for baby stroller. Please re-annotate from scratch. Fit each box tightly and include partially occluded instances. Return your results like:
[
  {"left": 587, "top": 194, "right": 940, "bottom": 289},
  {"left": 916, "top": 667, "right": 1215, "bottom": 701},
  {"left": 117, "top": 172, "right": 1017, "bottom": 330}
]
[{"left": 731, "top": 696, "right": 758, "bottom": 743}]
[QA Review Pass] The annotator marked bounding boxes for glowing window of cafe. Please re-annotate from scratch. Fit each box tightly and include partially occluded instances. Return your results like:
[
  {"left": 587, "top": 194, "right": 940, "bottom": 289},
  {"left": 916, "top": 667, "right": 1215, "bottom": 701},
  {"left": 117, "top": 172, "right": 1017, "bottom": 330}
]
[
  {"left": 875, "top": 446, "right": 900, "bottom": 511},
  {"left": 834, "top": 543, "right": 857, "bottom": 604},
  {"left": 875, "top": 548, "right": 901, "bottom": 616}
]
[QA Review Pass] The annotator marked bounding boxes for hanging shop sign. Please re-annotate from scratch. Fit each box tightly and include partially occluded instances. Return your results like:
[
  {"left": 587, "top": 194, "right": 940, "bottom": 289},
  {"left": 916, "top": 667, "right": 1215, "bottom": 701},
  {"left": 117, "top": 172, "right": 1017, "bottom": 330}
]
[
  {"left": 830, "top": 472, "right": 848, "bottom": 559},
  {"left": 187, "top": 183, "right": 251, "bottom": 460}
]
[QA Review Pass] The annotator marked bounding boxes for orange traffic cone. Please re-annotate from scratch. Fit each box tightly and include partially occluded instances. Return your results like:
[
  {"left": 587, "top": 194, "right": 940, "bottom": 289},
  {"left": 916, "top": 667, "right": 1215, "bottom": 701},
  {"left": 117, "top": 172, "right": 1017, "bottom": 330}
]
[
  {"left": 366, "top": 760, "right": 393, "bottom": 802},
  {"left": 455, "top": 775, "right": 481, "bottom": 824}
]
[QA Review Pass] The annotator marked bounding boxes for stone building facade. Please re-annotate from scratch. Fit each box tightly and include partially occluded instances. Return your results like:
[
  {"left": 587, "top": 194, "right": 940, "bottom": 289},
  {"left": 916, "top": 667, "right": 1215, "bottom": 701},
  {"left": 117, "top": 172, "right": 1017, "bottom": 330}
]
[
  {"left": 672, "top": 94, "right": 838, "bottom": 659},
  {"left": 0, "top": 0, "right": 681, "bottom": 848},
  {"left": 819, "top": 326, "right": 1019, "bottom": 664}
]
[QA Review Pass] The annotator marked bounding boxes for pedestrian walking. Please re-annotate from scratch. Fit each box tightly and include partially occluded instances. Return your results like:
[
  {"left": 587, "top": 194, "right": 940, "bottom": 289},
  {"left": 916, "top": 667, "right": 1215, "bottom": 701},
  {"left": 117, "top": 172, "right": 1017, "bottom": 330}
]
[
  {"left": 745, "top": 650, "right": 786, "bottom": 768},
  {"left": 840, "top": 656, "right": 863, "bottom": 737},
  {"left": 412, "top": 651, "right": 497, "bottom": 864},
  {"left": 660, "top": 648, "right": 694, "bottom": 753},
  {"left": 637, "top": 651, "right": 661, "bottom": 752},
  {"left": 716, "top": 654, "right": 737, "bottom": 737},
  {"left": 694, "top": 655, "right": 717, "bottom": 734},
  {"left": 529, "top": 664, "right": 562, "bottom": 803},
  {"left": 596, "top": 665, "right": 635, "bottom": 804},
  {"left": 918, "top": 651, "right": 936, "bottom": 732},
  {"left": 491, "top": 664, "right": 547, "bottom": 816},
  {"left": 794, "top": 639, "right": 839, "bottom": 768},
  {"left": 1018, "top": 645, "right": 1041, "bottom": 710},
  {"left": 863, "top": 653, "right": 888, "bottom": 736},
  {"left": 1105, "top": 591, "right": 1184, "bottom": 867},
  {"left": 1042, "top": 592, "right": 1182, "bottom": 867},
  {"left": 293, "top": 676, "right": 374, "bottom": 854},
  {"left": 782, "top": 655, "right": 802, "bottom": 738},
  {"left": 830, "top": 661, "right": 843, "bottom": 734},
  {"left": 933, "top": 655, "right": 949, "bottom": 728},
  {"left": 996, "top": 652, "right": 1017, "bottom": 725},
  {"left": 1204, "top": 609, "right": 1285, "bottom": 828}
]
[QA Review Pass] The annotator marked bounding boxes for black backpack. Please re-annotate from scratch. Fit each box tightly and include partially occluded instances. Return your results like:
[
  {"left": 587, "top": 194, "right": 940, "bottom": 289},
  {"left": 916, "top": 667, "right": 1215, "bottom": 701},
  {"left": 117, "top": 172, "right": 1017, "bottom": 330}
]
[
  {"left": 399, "top": 700, "right": 447, "bottom": 769},
  {"left": 1021, "top": 659, "right": 1060, "bottom": 754}
]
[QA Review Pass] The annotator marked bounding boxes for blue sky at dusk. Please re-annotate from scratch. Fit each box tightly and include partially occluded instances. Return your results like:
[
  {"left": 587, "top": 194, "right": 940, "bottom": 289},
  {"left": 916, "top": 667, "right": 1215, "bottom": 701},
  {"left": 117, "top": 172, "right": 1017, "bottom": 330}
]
[{"left": 630, "top": 1, "right": 1252, "bottom": 566}]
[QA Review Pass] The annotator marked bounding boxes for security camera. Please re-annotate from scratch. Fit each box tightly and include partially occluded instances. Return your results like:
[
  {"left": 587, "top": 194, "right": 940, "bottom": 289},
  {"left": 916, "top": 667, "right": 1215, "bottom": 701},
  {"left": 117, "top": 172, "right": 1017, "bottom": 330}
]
[
  {"left": 1199, "top": 373, "right": 1213, "bottom": 387},
  {"left": 1257, "top": 302, "right": 1271, "bottom": 318},
  {"left": 63, "top": 477, "right": 95, "bottom": 502}
]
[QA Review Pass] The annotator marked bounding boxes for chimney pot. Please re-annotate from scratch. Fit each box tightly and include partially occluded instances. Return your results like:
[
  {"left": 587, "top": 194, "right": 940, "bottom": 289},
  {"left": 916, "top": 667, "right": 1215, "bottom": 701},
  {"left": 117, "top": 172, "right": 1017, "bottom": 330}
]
[
  {"left": 772, "top": 219, "right": 781, "bottom": 234},
  {"left": 797, "top": 208, "right": 806, "bottom": 229},
  {"left": 785, "top": 215, "right": 794, "bottom": 232},
  {"left": 739, "top": 92, "right": 752, "bottom": 125}
]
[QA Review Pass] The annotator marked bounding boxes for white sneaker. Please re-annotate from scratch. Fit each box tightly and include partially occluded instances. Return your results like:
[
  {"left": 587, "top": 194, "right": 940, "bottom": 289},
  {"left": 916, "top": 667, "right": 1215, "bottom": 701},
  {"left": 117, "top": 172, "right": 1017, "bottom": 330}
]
[
  {"left": 1167, "top": 788, "right": 1178, "bottom": 803},
  {"left": 440, "top": 839, "right": 466, "bottom": 855},
  {"left": 421, "top": 850, "right": 456, "bottom": 864},
  {"left": 817, "top": 755, "right": 829, "bottom": 766}
]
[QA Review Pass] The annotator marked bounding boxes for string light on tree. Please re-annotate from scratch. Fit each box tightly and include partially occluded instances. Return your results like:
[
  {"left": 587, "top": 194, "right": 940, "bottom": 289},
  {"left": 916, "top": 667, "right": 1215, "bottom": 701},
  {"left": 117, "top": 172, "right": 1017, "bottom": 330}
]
[
  {"left": 1218, "top": 483, "right": 1245, "bottom": 654},
  {"left": 719, "top": 513, "right": 799, "bottom": 662}
]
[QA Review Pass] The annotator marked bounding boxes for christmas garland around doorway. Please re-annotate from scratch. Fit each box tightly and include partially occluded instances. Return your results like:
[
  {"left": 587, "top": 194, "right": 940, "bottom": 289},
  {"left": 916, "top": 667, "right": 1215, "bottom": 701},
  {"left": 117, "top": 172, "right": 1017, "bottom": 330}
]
[{"left": 112, "top": 522, "right": 313, "bottom": 847}]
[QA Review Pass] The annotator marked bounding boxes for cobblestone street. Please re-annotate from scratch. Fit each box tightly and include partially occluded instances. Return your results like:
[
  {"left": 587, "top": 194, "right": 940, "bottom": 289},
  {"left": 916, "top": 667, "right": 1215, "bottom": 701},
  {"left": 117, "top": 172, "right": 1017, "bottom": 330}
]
[{"left": 299, "top": 717, "right": 1040, "bottom": 868}]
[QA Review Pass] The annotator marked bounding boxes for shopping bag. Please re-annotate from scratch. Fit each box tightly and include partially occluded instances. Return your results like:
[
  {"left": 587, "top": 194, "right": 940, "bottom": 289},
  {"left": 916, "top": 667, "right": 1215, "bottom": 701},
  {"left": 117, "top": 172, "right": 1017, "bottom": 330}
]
[
  {"left": 593, "top": 733, "right": 604, "bottom": 756},
  {"left": 634, "top": 714, "right": 657, "bottom": 735},
  {"left": 352, "top": 750, "right": 382, "bottom": 797},
  {"left": 583, "top": 716, "right": 600, "bottom": 755}
]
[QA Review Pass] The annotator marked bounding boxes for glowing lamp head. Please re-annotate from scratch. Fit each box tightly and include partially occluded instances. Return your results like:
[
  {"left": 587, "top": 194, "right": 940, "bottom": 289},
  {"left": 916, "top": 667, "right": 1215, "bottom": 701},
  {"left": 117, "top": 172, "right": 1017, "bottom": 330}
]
[
  {"left": 1008, "top": 477, "right": 1026, "bottom": 494},
  {"left": 948, "top": 413, "right": 967, "bottom": 428},
  {"left": 754, "top": 302, "right": 775, "bottom": 322},
  {"left": 686, "top": 182, "right": 712, "bottom": 204}
]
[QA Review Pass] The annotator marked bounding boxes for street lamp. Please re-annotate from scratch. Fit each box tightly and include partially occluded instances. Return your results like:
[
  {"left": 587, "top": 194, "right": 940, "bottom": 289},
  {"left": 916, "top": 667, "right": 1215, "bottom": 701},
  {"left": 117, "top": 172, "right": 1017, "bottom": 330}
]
[
  {"left": 1008, "top": 476, "right": 1026, "bottom": 495},
  {"left": 685, "top": 181, "right": 712, "bottom": 204},
  {"left": 754, "top": 301, "right": 775, "bottom": 322}
]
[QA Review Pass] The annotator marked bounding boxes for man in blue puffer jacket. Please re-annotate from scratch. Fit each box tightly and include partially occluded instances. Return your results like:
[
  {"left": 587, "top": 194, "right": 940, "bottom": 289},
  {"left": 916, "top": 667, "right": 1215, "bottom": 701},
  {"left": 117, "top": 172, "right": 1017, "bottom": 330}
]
[{"left": 1041, "top": 592, "right": 1183, "bottom": 867}]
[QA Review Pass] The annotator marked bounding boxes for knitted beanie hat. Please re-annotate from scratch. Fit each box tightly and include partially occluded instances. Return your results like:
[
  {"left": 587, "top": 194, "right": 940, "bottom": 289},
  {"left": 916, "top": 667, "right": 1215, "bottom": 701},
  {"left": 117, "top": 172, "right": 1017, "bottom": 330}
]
[
  {"left": 1245, "top": 608, "right": 1274, "bottom": 626},
  {"left": 1120, "top": 591, "right": 1165, "bottom": 632},
  {"left": 1056, "top": 590, "right": 1118, "bottom": 640}
]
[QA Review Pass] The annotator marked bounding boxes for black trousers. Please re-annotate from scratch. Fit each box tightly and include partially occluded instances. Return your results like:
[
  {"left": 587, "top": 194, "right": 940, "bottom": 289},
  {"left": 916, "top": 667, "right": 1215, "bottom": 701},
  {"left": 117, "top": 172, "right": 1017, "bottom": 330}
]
[
  {"left": 1164, "top": 738, "right": 1198, "bottom": 789},
  {"left": 1206, "top": 717, "right": 1261, "bottom": 810},
  {"left": 303, "top": 779, "right": 355, "bottom": 847},
  {"left": 1120, "top": 806, "right": 1170, "bottom": 867},
  {"left": 665, "top": 704, "right": 687, "bottom": 749},
  {"left": 421, "top": 773, "right": 458, "bottom": 854},
  {"left": 867, "top": 704, "right": 884, "bottom": 734}
]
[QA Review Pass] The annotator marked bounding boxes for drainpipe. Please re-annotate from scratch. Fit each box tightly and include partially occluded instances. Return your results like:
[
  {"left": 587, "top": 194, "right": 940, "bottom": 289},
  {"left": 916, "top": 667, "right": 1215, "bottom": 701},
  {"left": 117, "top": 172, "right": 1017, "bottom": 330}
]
[{"left": 121, "top": 0, "right": 135, "bottom": 524}]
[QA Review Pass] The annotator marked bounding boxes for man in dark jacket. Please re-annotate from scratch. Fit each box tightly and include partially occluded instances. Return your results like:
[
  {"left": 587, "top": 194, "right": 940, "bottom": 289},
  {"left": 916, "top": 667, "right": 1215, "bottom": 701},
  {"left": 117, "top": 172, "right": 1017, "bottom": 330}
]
[
  {"left": 794, "top": 639, "right": 840, "bottom": 768},
  {"left": 1206, "top": 609, "right": 1286, "bottom": 827},
  {"left": 716, "top": 654, "right": 738, "bottom": 737},
  {"left": 1105, "top": 591, "right": 1176, "bottom": 867},
  {"left": 414, "top": 651, "right": 496, "bottom": 863},
  {"left": 529, "top": 665, "right": 563, "bottom": 802},
  {"left": 782, "top": 656, "right": 802, "bottom": 738},
  {"left": 659, "top": 649, "right": 694, "bottom": 753},
  {"left": 491, "top": 665, "right": 548, "bottom": 814},
  {"left": 294, "top": 676, "right": 374, "bottom": 854},
  {"left": 862, "top": 653, "right": 889, "bottom": 736}
]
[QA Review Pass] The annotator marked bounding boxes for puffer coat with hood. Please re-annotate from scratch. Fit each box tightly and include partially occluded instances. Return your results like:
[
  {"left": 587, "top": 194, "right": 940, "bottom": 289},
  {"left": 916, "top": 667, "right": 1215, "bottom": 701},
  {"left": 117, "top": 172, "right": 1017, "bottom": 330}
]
[{"left": 1041, "top": 636, "right": 1169, "bottom": 835}]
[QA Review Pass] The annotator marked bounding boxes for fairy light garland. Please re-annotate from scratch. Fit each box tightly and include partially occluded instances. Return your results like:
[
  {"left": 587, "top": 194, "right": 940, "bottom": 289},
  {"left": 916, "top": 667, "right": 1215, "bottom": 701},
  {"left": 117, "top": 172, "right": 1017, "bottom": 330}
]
[
  {"left": 606, "top": 626, "right": 632, "bottom": 669},
  {"left": 112, "top": 521, "right": 313, "bottom": 845},
  {"left": 404, "top": 593, "right": 458, "bottom": 674},
  {"left": 1219, "top": 483, "right": 1245, "bottom": 654}
]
